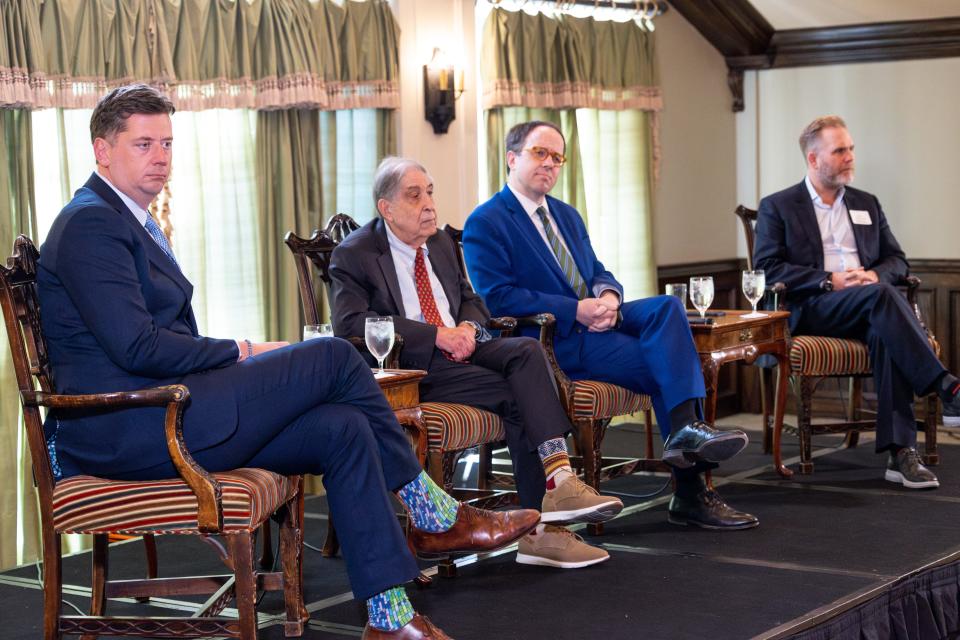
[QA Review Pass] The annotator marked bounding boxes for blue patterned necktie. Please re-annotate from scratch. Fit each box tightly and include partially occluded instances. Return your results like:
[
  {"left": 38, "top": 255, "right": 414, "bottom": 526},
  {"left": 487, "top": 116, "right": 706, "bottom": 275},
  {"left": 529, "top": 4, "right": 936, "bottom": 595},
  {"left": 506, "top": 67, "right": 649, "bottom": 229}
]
[
  {"left": 535, "top": 206, "right": 588, "bottom": 299},
  {"left": 144, "top": 214, "right": 179, "bottom": 267}
]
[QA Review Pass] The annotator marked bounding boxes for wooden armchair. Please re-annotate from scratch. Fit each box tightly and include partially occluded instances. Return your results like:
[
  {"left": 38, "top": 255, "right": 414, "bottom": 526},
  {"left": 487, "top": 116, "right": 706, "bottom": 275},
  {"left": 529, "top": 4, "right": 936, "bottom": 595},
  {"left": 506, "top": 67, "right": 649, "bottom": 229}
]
[
  {"left": 285, "top": 215, "right": 516, "bottom": 576},
  {"left": 1, "top": 236, "right": 307, "bottom": 639},
  {"left": 735, "top": 205, "right": 939, "bottom": 474},
  {"left": 444, "top": 225, "right": 660, "bottom": 536}
]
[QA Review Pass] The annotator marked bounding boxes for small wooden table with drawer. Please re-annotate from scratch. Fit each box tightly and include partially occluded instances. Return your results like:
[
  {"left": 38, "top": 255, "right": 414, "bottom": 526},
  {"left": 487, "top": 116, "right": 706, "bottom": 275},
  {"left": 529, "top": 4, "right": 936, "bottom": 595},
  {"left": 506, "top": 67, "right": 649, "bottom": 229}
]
[
  {"left": 689, "top": 310, "right": 791, "bottom": 477},
  {"left": 375, "top": 369, "right": 429, "bottom": 466}
]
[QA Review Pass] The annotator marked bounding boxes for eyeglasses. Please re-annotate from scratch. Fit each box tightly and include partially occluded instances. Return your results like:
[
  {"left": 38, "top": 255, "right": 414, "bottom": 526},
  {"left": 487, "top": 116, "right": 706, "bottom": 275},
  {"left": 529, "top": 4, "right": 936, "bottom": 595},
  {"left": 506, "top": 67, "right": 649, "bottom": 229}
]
[{"left": 523, "top": 146, "right": 566, "bottom": 166}]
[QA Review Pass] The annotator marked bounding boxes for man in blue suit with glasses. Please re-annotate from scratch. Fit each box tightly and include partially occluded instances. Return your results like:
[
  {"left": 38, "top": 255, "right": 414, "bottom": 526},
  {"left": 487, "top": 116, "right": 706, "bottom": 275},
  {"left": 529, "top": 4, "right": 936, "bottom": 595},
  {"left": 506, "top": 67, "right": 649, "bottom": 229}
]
[{"left": 464, "top": 120, "right": 756, "bottom": 531}]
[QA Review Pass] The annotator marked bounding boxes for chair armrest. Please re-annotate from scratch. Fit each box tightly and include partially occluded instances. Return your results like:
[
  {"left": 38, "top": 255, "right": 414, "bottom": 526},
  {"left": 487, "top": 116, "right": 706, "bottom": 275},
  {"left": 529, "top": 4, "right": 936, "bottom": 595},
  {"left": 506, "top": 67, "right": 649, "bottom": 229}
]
[
  {"left": 515, "top": 313, "right": 574, "bottom": 403},
  {"left": 486, "top": 316, "right": 517, "bottom": 336},
  {"left": 898, "top": 275, "right": 930, "bottom": 333},
  {"left": 761, "top": 282, "right": 787, "bottom": 311},
  {"left": 24, "top": 384, "right": 224, "bottom": 533}
]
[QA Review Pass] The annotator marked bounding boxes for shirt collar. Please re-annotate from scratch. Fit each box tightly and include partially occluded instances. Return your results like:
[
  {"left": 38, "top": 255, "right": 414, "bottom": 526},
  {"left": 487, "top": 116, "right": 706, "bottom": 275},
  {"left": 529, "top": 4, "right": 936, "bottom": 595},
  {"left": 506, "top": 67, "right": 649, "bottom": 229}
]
[
  {"left": 383, "top": 218, "right": 427, "bottom": 260},
  {"left": 97, "top": 170, "right": 150, "bottom": 226},
  {"left": 804, "top": 174, "right": 845, "bottom": 209},
  {"left": 508, "top": 183, "right": 549, "bottom": 218}
]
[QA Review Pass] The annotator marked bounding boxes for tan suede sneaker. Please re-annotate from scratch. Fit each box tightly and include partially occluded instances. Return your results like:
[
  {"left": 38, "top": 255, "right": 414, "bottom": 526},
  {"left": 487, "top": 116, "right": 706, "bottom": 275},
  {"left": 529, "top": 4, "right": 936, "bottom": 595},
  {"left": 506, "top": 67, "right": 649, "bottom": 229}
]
[
  {"left": 516, "top": 525, "right": 609, "bottom": 569},
  {"left": 541, "top": 476, "right": 623, "bottom": 524}
]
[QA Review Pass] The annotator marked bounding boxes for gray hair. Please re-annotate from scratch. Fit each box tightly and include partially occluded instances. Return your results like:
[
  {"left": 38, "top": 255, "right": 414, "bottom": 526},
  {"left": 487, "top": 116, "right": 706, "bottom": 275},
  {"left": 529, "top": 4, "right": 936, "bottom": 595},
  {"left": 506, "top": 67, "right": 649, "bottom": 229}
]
[
  {"left": 799, "top": 115, "right": 847, "bottom": 157},
  {"left": 373, "top": 156, "right": 430, "bottom": 207}
]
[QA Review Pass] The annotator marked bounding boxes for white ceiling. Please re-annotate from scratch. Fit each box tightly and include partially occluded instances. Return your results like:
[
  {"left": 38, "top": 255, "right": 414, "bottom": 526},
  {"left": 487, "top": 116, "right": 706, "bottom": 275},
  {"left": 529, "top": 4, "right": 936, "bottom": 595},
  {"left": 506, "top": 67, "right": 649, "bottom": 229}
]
[{"left": 748, "top": 0, "right": 960, "bottom": 30}]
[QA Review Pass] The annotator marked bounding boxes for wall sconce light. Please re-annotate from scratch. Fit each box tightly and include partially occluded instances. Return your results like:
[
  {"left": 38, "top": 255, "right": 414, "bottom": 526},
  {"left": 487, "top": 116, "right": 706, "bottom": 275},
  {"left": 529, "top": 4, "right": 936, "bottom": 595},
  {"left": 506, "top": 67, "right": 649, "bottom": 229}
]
[{"left": 423, "top": 47, "right": 464, "bottom": 135}]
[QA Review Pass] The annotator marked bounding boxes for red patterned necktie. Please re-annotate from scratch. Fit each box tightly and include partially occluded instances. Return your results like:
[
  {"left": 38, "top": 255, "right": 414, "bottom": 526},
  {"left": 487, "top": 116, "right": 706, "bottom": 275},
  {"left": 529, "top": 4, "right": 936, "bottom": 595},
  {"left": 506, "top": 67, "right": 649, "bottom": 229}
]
[{"left": 414, "top": 247, "right": 456, "bottom": 360}]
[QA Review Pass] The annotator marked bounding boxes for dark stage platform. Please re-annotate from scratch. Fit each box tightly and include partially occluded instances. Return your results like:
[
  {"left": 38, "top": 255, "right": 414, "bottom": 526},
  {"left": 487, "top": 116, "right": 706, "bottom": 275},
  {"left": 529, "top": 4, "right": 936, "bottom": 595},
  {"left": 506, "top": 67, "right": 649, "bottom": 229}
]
[{"left": 3, "top": 424, "right": 960, "bottom": 639}]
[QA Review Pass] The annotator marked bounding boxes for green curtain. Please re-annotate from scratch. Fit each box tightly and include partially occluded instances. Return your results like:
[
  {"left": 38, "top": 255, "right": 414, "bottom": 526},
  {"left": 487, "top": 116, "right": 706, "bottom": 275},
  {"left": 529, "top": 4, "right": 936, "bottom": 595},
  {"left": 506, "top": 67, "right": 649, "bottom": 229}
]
[
  {"left": 1, "top": 0, "right": 400, "bottom": 111},
  {"left": 481, "top": 7, "right": 660, "bottom": 299},
  {"left": 256, "top": 109, "right": 322, "bottom": 345},
  {"left": 0, "top": 108, "right": 37, "bottom": 570}
]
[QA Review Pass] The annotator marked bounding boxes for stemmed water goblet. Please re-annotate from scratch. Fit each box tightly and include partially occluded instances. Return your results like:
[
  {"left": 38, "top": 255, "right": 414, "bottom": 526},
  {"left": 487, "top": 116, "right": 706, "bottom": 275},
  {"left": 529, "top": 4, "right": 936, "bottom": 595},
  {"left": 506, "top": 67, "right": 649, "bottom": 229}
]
[
  {"left": 365, "top": 317, "right": 395, "bottom": 375},
  {"left": 741, "top": 269, "right": 766, "bottom": 318},
  {"left": 689, "top": 276, "right": 714, "bottom": 320}
]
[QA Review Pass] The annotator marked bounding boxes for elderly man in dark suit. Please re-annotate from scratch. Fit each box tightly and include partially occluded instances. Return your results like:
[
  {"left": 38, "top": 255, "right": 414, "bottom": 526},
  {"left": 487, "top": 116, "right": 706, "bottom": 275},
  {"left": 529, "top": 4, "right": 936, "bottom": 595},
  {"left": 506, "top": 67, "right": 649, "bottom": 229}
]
[
  {"left": 754, "top": 115, "right": 960, "bottom": 489},
  {"left": 36, "top": 84, "right": 538, "bottom": 640},
  {"left": 329, "top": 156, "right": 625, "bottom": 571}
]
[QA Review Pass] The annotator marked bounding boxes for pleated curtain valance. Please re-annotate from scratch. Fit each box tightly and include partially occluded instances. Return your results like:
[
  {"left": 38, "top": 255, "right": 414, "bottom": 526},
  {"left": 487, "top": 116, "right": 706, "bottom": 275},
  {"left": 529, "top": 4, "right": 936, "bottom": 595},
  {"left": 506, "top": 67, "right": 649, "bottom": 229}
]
[
  {"left": 0, "top": 0, "right": 399, "bottom": 111},
  {"left": 481, "top": 8, "right": 662, "bottom": 113}
]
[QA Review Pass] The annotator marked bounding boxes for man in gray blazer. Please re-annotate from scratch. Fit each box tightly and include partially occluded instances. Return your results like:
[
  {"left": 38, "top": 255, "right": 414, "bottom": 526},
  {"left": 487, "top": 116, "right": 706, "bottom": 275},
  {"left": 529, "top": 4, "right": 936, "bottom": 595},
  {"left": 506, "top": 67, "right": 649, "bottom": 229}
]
[{"left": 330, "top": 157, "right": 624, "bottom": 570}]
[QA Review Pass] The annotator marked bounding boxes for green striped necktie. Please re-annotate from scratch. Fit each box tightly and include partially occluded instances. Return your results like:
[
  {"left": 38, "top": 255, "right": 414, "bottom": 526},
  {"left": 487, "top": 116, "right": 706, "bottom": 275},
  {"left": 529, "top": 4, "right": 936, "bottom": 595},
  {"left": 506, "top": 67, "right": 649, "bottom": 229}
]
[{"left": 535, "top": 206, "right": 588, "bottom": 299}]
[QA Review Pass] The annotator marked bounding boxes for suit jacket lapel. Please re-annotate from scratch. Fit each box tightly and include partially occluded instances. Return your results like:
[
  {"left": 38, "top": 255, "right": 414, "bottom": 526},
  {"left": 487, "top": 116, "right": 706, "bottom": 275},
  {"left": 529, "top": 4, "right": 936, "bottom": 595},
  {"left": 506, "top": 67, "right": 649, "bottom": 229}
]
[
  {"left": 791, "top": 181, "right": 825, "bottom": 268},
  {"left": 372, "top": 219, "right": 407, "bottom": 316},
  {"left": 84, "top": 174, "right": 195, "bottom": 299},
  {"left": 499, "top": 186, "right": 570, "bottom": 288},
  {"left": 842, "top": 190, "right": 870, "bottom": 260}
]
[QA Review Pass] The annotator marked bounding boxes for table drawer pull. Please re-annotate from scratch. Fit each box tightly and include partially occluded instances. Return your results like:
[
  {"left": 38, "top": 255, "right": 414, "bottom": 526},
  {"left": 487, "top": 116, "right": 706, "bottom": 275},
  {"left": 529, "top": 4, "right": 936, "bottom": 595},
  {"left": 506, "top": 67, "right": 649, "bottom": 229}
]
[{"left": 739, "top": 328, "right": 753, "bottom": 342}]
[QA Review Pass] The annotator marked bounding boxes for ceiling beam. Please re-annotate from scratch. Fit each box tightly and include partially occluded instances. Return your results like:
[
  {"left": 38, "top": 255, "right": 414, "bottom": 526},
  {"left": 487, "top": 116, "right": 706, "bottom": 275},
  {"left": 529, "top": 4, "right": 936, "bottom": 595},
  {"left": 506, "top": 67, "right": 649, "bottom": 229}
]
[{"left": 667, "top": 2, "right": 960, "bottom": 112}]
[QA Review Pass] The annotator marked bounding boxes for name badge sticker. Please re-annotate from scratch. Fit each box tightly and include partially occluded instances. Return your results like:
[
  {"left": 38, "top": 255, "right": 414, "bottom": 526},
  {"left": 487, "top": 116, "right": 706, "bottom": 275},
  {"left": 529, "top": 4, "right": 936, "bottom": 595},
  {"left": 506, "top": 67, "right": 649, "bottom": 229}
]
[{"left": 849, "top": 209, "right": 872, "bottom": 225}]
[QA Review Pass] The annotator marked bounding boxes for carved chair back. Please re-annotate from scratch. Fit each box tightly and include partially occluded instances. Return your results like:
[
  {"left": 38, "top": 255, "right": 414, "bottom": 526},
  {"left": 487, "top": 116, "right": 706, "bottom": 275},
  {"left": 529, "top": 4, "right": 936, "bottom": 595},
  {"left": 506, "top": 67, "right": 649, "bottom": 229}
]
[{"left": 0, "top": 236, "right": 57, "bottom": 500}]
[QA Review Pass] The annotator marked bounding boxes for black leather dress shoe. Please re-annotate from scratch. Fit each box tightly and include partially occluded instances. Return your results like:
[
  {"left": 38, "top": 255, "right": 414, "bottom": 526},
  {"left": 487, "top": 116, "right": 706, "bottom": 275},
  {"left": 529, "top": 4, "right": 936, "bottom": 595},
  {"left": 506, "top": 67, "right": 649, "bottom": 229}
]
[
  {"left": 662, "top": 421, "right": 748, "bottom": 469},
  {"left": 667, "top": 489, "right": 759, "bottom": 530}
]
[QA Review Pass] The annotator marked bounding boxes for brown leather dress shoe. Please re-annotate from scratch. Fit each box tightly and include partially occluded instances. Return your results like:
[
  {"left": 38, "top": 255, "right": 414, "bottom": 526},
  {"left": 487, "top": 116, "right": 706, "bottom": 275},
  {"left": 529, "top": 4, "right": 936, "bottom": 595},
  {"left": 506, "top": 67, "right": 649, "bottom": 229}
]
[
  {"left": 409, "top": 504, "right": 539, "bottom": 557},
  {"left": 362, "top": 614, "right": 451, "bottom": 639}
]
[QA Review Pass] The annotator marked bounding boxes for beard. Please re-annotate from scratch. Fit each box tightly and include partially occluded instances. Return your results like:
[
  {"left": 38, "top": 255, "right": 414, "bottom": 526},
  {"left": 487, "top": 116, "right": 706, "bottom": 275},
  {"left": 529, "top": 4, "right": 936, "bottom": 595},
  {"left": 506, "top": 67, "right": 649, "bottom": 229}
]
[{"left": 818, "top": 164, "right": 854, "bottom": 191}]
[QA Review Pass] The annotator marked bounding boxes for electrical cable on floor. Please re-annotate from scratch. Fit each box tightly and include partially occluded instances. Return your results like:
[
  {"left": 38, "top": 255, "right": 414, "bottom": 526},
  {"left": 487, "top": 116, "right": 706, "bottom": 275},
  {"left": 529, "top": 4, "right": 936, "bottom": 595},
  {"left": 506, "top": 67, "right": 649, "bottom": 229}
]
[{"left": 603, "top": 476, "right": 673, "bottom": 500}]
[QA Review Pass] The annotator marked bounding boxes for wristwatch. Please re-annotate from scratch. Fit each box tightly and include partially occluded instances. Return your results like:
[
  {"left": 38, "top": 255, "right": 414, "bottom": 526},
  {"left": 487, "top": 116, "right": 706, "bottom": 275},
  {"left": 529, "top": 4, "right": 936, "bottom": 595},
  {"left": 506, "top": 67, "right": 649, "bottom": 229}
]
[{"left": 820, "top": 277, "right": 834, "bottom": 292}]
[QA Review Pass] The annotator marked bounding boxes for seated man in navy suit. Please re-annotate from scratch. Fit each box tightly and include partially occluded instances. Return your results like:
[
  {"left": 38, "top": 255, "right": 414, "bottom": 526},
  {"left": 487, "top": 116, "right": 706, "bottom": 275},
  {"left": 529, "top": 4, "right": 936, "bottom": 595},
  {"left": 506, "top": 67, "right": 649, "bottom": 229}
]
[
  {"left": 463, "top": 120, "right": 756, "bottom": 531},
  {"left": 754, "top": 115, "right": 960, "bottom": 489},
  {"left": 37, "top": 84, "right": 538, "bottom": 640},
  {"left": 329, "top": 156, "right": 623, "bottom": 570}
]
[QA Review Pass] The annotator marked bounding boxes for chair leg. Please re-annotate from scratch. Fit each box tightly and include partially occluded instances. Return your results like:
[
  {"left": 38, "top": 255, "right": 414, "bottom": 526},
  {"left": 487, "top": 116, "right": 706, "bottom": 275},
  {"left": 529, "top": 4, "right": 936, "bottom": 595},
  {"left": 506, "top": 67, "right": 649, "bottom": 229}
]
[
  {"left": 321, "top": 517, "right": 340, "bottom": 558},
  {"left": 844, "top": 377, "right": 861, "bottom": 449},
  {"left": 643, "top": 409, "right": 654, "bottom": 459},
  {"left": 798, "top": 377, "right": 815, "bottom": 474},
  {"left": 228, "top": 533, "right": 259, "bottom": 640},
  {"left": 760, "top": 368, "right": 773, "bottom": 454},
  {"left": 43, "top": 531, "right": 63, "bottom": 640},
  {"left": 131, "top": 534, "right": 159, "bottom": 604},
  {"left": 258, "top": 522, "right": 275, "bottom": 570},
  {"left": 84, "top": 535, "right": 108, "bottom": 635},
  {"left": 575, "top": 418, "right": 605, "bottom": 536},
  {"left": 923, "top": 392, "right": 940, "bottom": 466},
  {"left": 477, "top": 444, "right": 491, "bottom": 491},
  {"left": 278, "top": 501, "right": 308, "bottom": 636}
]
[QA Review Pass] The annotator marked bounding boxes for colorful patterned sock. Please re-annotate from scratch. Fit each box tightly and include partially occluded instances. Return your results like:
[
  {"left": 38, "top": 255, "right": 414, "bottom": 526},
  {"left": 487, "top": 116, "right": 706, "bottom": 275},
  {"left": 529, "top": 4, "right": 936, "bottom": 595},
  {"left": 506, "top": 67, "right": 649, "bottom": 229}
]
[
  {"left": 538, "top": 437, "right": 574, "bottom": 490},
  {"left": 396, "top": 470, "right": 459, "bottom": 532},
  {"left": 366, "top": 586, "right": 414, "bottom": 631}
]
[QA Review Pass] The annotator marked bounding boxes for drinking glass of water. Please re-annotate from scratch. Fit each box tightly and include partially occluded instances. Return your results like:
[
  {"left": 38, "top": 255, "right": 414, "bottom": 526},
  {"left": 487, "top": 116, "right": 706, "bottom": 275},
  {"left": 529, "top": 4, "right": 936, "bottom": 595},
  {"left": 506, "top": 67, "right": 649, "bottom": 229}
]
[
  {"left": 741, "top": 270, "right": 766, "bottom": 318},
  {"left": 303, "top": 323, "right": 333, "bottom": 340},
  {"left": 665, "top": 283, "right": 687, "bottom": 309},
  {"left": 689, "top": 276, "right": 714, "bottom": 319},
  {"left": 365, "top": 317, "right": 395, "bottom": 374}
]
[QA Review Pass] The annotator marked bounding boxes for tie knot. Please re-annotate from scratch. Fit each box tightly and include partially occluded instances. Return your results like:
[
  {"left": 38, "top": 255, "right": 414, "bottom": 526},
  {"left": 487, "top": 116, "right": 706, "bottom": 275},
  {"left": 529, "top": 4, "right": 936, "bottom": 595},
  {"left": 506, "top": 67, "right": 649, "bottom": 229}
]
[{"left": 535, "top": 206, "right": 548, "bottom": 222}]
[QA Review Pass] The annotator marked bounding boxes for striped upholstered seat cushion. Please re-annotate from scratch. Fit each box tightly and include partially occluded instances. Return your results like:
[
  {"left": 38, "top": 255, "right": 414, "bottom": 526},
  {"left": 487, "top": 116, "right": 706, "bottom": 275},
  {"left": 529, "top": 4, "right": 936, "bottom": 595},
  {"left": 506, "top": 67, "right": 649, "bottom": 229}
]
[
  {"left": 52, "top": 468, "right": 297, "bottom": 535},
  {"left": 572, "top": 381, "right": 652, "bottom": 418},
  {"left": 421, "top": 402, "right": 505, "bottom": 453},
  {"left": 789, "top": 335, "right": 871, "bottom": 376}
]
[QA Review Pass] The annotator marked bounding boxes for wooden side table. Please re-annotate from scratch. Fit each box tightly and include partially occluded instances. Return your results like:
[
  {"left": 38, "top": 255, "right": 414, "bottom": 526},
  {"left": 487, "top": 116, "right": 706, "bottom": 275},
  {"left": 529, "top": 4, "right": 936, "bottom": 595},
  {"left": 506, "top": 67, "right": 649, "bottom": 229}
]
[
  {"left": 376, "top": 369, "right": 428, "bottom": 466},
  {"left": 689, "top": 310, "right": 792, "bottom": 477}
]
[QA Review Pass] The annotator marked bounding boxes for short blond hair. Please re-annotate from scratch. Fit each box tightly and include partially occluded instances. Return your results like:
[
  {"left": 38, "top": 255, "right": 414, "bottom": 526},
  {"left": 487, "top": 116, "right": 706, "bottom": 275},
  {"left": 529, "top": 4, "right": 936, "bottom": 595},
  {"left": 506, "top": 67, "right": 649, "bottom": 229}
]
[{"left": 799, "top": 115, "right": 847, "bottom": 156}]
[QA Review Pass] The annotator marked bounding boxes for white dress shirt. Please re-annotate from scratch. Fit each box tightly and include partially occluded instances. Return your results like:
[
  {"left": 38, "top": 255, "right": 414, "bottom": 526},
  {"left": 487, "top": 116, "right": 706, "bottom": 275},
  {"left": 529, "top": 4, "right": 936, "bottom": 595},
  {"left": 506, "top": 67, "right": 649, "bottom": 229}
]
[
  {"left": 97, "top": 171, "right": 150, "bottom": 227},
  {"left": 384, "top": 222, "right": 456, "bottom": 327},
  {"left": 805, "top": 175, "right": 861, "bottom": 273}
]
